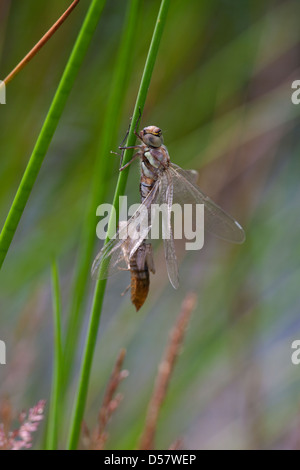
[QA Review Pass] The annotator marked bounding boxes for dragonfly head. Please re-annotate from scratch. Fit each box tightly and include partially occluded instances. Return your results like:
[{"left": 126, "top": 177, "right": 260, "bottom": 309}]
[{"left": 141, "top": 126, "right": 163, "bottom": 148}]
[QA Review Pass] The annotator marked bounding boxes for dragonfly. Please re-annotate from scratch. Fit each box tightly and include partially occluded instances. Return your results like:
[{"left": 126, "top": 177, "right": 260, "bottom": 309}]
[{"left": 92, "top": 122, "right": 245, "bottom": 303}]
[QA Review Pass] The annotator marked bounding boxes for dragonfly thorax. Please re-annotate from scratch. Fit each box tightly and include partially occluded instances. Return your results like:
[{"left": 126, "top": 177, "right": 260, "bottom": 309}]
[
  {"left": 141, "top": 144, "right": 170, "bottom": 182},
  {"left": 144, "top": 150, "right": 161, "bottom": 168}
]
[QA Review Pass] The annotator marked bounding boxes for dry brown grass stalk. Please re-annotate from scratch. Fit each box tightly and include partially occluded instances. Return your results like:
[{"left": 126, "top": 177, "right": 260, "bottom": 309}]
[
  {"left": 139, "top": 292, "right": 197, "bottom": 450},
  {"left": 82, "top": 348, "right": 128, "bottom": 450},
  {"left": 2, "top": 0, "right": 80, "bottom": 86}
]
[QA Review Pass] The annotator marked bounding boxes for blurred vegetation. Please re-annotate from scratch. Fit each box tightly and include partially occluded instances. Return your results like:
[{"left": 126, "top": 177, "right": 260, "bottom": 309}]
[{"left": 0, "top": 0, "right": 300, "bottom": 450}]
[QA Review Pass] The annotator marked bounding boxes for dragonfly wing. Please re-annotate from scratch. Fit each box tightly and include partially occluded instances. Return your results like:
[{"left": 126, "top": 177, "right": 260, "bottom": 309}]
[
  {"left": 145, "top": 244, "right": 155, "bottom": 274},
  {"left": 91, "top": 183, "right": 160, "bottom": 280},
  {"left": 156, "top": 171, "right": 179, "bottom": 289},
  {"left": 169, "top": 163, "right": 245, "bottom": 244},
  {"left": 171, "top": 163, "right": 199, "bottom": 184}
]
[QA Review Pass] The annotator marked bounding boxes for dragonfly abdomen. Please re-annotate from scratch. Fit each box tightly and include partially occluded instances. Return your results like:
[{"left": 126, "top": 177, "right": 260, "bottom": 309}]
[
  {"left": 130, "top": 275, "right": 150, "bottom": 311},
  {"left": 140, "top": 177, "right": 155, "bottom": 202},
  {"left": 129, "top": 242, "right": 155, "bottom": 311},
  {"left": 130, "top": 260, "right": 150, "bottom": 311}
]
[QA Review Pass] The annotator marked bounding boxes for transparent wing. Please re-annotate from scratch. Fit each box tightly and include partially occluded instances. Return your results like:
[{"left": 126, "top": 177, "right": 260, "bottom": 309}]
[
  {"left": 169, "top": 163, "right": 245, "bottom": 243},
  {"left": 91, "top": 183, "right": 160, "bottom": 280},
  {"left": 144, "top": 244, "right": 155, "bottom": 274},
  {"left": 154, "top": 171, "right": 179, "bottom": 289},
  {"left": 174, "top": 166, "right": 199, "bottom": 184}
]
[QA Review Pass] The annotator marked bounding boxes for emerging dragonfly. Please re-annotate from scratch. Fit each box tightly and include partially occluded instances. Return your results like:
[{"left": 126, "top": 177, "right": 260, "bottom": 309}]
[{"left": 92, "top": 121, "right": 245, "bottom": 305}]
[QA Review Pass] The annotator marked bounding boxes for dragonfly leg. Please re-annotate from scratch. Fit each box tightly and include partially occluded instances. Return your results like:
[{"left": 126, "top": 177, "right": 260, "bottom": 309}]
[
  {"left": 121, "top": 283, "right": 131, "bottom": 297},
  {"left": 114, "top": 118, "right": 136, "bottom": 165},
  {"left": 134, "top": 131, "right": 143, "bottom": 141},
  {"left": 133, "top": 107, "right": 143, "bottom": 140},
  {"left": 119, "top": 152, "right": 140, "bottom": 171},
  {"left": 122, "top": 107, "right": 142, "bottom": 144},
  {"left": 116, "top": 109, "right": 142, "bottom": 165},
  {"left": 119, "top": 120, "right": 131, "bottom": 147},
  {"left": 118, "top": 145, "right": 141, "bottom": 150},
  {"left": 118, "top": 145, "right": 141, "bottom": 167},
  {"left": 119, "top": 108, "right": 143, "bottom": 157}
]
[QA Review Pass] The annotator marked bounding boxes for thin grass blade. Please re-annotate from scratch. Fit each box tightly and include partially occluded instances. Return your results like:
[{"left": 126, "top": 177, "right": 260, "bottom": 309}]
[
  {"left": 45, "top": 260, "right": 63, "bottom": 450},
  {"left": 0, "top": 0, "right": 107, "bottom": 269},
  {"left": 67, "top": 0, "right": 171, "bottom": 450}
]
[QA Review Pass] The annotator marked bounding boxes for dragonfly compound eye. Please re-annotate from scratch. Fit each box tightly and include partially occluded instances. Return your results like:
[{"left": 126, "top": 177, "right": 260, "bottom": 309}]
[{"left": 143, "top": 133, "right": 163, "bottom": 148}]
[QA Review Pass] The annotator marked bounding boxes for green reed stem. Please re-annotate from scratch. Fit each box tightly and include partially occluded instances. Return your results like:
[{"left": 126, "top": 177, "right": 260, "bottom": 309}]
[
  {"left": 45, "top": 260, "right": 63, "bottom": 450},
  {"left": 67, "top": 0, "right": 170, "bottom": 450},
  {"left": 63, "top": 0, "right": 140, "bottom": 392},
  {"left": 0, "top": 0, "right": 106, "bottom": 269}
]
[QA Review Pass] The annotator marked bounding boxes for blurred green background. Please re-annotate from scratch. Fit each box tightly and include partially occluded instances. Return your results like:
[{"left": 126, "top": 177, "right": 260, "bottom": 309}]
[{"left": 1, "top": 0, "right": 300, "bottom": 450}]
